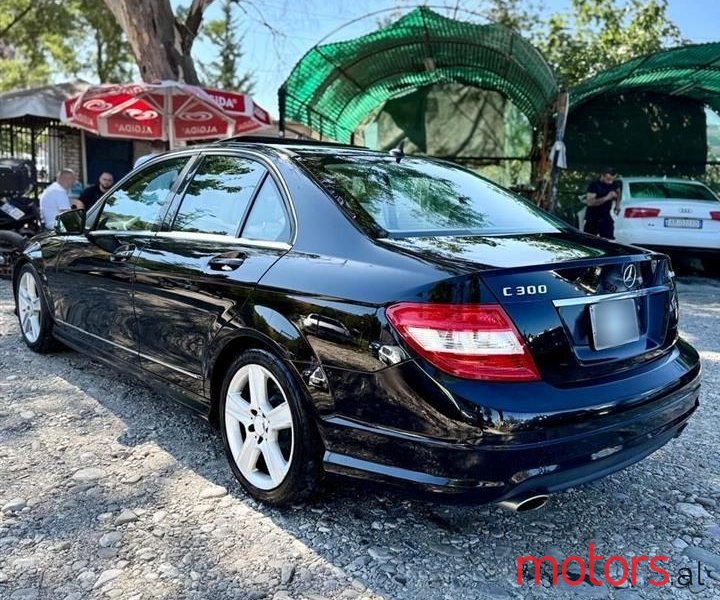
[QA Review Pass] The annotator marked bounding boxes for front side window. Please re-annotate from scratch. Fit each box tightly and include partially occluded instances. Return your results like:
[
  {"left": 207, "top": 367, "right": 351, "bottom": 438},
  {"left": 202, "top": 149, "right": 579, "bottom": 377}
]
[
  {"left": 172, "top": 155, "right": 266, "bottom": 236},
  {"left": 97, "top": 157, "right": 188, "bottom": 231},
  {"left": 241, "top": 177, "right": 291, "bottom": 242},
  {"left": 297, "top": 152, "right": 566, "bottom": 237}
]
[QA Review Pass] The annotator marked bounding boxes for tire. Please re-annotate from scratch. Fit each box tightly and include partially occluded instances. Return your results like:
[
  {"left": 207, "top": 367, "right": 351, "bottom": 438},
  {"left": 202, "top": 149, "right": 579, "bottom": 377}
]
[
  {"left": 15, "top": 264, "right": 56, "bottom": 353},
  {"left": 219, "top": 349, "right": 323, "bottom": 505}
]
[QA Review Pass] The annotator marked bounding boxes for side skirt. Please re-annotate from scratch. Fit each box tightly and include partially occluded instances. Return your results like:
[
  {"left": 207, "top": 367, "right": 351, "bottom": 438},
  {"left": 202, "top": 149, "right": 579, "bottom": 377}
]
[{"left": 53, "top": 328, "right": 212, "bottom": 421}]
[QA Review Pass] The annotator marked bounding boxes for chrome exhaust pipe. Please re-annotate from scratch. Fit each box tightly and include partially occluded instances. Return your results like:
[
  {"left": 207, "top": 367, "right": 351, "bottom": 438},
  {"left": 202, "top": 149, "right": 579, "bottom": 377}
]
[{"left": 498, "top": 493, "right": 550, "bottom": 512}]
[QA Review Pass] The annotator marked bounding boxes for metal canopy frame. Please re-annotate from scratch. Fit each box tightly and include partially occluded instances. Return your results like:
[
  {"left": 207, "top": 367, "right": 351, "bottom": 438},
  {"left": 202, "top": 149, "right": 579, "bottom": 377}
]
[
  {"left": 568, "top": 42, "right": 720, "bottom": 113},
  {"left": 278, "top": 6, "right": 559, "bottom": 143}
]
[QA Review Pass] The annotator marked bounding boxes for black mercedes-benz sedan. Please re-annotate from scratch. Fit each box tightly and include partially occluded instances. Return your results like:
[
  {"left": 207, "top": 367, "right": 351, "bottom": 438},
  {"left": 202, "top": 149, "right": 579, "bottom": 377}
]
[{"left": 12, "top": 139, "right": 700, "bottom": 509}]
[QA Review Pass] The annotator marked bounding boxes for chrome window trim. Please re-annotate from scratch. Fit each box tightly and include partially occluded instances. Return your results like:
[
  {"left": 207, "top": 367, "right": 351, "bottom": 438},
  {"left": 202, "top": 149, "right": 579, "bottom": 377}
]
[
  {"left": 56, "top": 319, "right": 203, "bottom": 380},
  {"left": 88, "top": 154, "right": 199, "bottom": 235},
  {"left": 152, "top": 230, "right": 291, "bottom": 251},
  {"left": 176, "top": 147, "right": 298, "bottom": 246},
  {"left": 552, "top": 285, "right": 671, "bottom": 308}
]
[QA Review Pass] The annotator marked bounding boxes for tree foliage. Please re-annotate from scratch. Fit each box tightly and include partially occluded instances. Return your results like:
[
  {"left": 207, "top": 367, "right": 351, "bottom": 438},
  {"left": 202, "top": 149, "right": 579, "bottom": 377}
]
[
  {"left": 534, "top": 0, "right": 683, "bottom": 86},
  {"left": 199, "top": 0, "right": 255, "bottom": 93},
  {"left": 392, "top": 0, "right": 681, "bottom": 88},
  {"left": 76, "top": 0, "right": 135, "bottom": 83},
  {"left": 0, "top": 0, "right": 134, "bottom": 91}
]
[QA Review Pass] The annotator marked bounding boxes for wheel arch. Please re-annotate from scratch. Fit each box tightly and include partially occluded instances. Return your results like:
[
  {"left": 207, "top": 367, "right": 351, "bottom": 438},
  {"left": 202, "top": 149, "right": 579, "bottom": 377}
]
[
  {"left": 11, "top": 255, "right": 30, "bottom": 291},
  {"left": 205, "top": 308, "right": 320, "bottom": 426}
]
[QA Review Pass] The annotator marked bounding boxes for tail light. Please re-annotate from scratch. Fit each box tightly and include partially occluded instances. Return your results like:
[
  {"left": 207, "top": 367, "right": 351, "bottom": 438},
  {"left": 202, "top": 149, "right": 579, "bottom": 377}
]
[
  {"left": 624, "top": 207, "right": 660, "bottom": 218},
  {"left": 710, "top": 211, "right": 720, "bottom": 221},
  {"left": 385, "top": 303, "right": 540, "bottom": 381}
]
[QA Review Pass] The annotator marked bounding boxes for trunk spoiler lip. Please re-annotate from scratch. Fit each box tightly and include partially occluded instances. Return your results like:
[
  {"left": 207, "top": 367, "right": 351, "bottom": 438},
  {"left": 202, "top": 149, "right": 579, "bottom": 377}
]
[{"left": 477, "top": 251, "right": 668, "bottom": 277}]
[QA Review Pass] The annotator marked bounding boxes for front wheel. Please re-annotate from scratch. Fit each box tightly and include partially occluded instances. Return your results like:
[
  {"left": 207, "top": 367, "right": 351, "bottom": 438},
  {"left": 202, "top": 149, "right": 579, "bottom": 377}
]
[
  {"left": 15, "top": 264, "right": 56, "bottom": 353},
  {"left": 219, "top": 349, "right": 322, "bottom": 505}
]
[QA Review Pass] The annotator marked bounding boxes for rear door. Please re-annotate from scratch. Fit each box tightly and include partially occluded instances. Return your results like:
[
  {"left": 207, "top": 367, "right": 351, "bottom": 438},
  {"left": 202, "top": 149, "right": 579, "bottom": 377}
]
[{"left": 132, "top": 152, "right": 294, "bottom": 394}]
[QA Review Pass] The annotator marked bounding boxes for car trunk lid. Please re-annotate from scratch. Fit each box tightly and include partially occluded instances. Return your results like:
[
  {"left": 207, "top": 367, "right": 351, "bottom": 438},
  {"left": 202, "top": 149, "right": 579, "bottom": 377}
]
[{"left": 382, "top": 232, "right": 677, "bottom": 385}]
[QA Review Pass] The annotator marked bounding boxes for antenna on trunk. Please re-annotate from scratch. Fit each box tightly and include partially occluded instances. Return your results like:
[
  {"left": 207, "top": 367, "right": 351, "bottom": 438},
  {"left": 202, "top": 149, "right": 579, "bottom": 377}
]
[{"left": 390, "top": 140, "right": 405, "bottom": 163}]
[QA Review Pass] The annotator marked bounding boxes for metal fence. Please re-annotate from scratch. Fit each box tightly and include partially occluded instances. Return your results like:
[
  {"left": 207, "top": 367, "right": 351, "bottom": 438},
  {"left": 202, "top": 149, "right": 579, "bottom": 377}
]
[{"left": 0, "top": 118, "right": 67, "bottom": 198}]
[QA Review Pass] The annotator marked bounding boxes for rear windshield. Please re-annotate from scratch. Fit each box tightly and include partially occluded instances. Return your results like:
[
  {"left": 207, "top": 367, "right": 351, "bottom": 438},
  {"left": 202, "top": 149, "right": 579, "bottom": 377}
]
[
  {"left": 628, "top": 181, "right": 718, "bottom": 201},
  {"left": 297, "top": 153, "right": 566, "bottom": 237}
]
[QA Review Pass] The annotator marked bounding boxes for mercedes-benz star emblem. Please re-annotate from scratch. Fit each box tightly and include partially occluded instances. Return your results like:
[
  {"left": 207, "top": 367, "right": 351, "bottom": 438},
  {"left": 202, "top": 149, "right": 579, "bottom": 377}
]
[{"left": 622, "top": 263, "right": 637, "bottom": 289}]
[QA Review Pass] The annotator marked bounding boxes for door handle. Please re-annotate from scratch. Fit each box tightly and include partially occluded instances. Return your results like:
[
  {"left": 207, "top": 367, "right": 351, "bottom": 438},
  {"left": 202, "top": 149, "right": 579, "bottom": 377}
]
[
  {"left": 111, "top": 244, "right": 136, "bottom": 262},
  {"left": 208, "top": 253, "right": 246, "bottom": 272}
]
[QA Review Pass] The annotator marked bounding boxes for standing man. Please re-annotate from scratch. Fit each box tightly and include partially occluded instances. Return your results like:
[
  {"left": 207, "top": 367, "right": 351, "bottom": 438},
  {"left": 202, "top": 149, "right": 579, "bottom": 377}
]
[
  {"left": 584, "top": 168, "right": 621, "bottom": 239},
  {"left": 39, "top": 169, "right": 76, "bottom": 230},
  {"left": 134, "top": 139, "right": 166, "bottom": 169},
  {"left": 76, "top": 171, "right": 114, "bottom": 212}
]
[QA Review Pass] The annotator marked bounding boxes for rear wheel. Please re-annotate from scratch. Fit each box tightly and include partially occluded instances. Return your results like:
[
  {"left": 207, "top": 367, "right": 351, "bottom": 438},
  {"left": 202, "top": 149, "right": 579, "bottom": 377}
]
[
  {"left": 16, "top": 264, "right": 55, "bottom": 353},
  {"left": 219, "top": 349, "right": 322, "bottom": 505}
]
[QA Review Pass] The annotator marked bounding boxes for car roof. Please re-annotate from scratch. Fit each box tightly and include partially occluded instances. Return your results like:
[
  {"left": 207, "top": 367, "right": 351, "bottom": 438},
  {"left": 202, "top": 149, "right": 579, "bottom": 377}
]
[
  {"left": 167, "top": 138, "right": 386, "bottom": 162},
  {"left": 620, "top": 176, "right": 710, "bottom": 185},
  {"left": 218, "top": 135, "right": 361, "bottom": 149}
]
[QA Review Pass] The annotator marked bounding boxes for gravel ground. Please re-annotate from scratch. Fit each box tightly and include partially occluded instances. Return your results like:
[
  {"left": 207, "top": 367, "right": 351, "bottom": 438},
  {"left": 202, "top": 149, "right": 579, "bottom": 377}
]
[{"left": 0, "top": 276, "right": 719, "bottom": 600}]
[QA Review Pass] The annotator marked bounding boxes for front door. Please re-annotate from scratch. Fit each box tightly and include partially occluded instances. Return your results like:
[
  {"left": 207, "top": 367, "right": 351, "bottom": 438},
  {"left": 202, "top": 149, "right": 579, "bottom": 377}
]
[
  {"left": 50, "top": 156, "right": 193, "bottom": 364},
  {"left": 132, "top": 153, "right": 293, "bottom": 396}
]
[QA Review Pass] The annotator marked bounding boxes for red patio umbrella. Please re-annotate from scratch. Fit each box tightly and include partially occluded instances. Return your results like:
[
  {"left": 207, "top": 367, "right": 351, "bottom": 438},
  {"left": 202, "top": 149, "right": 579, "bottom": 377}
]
[{"left": 60, "top": 81, "right": 272, "bottom": 148}]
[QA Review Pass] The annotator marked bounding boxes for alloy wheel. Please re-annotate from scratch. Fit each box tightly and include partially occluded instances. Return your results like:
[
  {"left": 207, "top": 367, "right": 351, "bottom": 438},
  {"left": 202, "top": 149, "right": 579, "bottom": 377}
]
[
  {"left": 18, "top": 271, "right": 42, "bottom": 343},
  {"left": 224, "top": 363, "right": 295, "bottom": 490}
]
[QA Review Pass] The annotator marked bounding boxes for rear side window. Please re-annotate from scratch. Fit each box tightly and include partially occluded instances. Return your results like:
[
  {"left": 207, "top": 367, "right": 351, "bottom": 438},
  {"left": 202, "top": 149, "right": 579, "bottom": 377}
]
[
  {"left": 297, "top": 153, "right": 565, "bottom": 237},
  {"left": 241, "top": 177, "right": 291, "bottom": 242},
  {"left": 97, "top": 157, "right": 188, "bottom": 231},
  {"left": 628, "top": 181, "right": 718, "bottom": 201},
  {"left": 172, "top": 155, "right": 266, "bottom": 236}
]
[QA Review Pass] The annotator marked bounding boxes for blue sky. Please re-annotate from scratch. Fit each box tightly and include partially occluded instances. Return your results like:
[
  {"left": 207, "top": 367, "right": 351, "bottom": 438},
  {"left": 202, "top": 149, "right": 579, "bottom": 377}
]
[{"left": 180, "top": 0, "right": 720, "bottom": 118}]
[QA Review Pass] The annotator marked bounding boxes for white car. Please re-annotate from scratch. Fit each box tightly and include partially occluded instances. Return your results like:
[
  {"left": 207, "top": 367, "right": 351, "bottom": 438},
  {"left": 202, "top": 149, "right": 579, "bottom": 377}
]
[{"left": 579, "top": 177, "right": 720, "bottom": 274}]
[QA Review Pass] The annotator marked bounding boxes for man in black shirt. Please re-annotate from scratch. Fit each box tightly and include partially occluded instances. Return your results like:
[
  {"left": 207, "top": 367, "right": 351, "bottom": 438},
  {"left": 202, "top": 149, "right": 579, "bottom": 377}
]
[
  {"left": 584, "top": 168, "right": 621, "bottom": 239},
  {"left": 76, "top": 172, "right": 114, "bottom": 212}
]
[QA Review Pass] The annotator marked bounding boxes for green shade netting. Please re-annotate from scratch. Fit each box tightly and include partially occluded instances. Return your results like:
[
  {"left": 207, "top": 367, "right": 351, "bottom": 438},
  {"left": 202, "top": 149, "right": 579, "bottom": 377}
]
[
  {"left": 280, "top": 7, "right": 558, "bottom": 143},
  {"left": 569, "top": 43, "right": 720, "bottom": 113}
]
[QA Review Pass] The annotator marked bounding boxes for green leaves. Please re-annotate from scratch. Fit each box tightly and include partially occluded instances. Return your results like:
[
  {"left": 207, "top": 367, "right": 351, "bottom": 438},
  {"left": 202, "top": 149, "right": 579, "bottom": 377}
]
[
  {"left": 0, "top": 0, "right": 134, "bottom": 91},
  {"left": 532, "top": 0, "right": 683, "bottom": 87},
  {"left": 198, "top": 0, "right": 255, "bottom": 93},
  {"left": 454, "top": 0, "right": 683, "bottom": 87}
]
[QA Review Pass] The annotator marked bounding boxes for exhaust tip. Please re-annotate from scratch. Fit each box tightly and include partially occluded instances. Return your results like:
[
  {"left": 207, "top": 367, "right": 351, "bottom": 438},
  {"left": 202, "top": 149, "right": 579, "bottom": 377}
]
[{"left": 499, "top": 494, "right": 550, "bottom": 512}]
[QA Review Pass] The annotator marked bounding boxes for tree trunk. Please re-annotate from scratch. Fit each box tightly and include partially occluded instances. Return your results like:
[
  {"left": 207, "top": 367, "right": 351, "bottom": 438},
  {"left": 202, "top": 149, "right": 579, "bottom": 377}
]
[{"left": 103, "top": 0, "right": 213, "bottom": 84}]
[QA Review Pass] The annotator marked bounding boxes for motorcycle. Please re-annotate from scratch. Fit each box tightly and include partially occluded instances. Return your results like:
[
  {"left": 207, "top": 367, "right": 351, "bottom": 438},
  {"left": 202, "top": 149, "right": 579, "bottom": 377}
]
[{"left": 0, "top": 158, "right": 40, "bottom": 278}]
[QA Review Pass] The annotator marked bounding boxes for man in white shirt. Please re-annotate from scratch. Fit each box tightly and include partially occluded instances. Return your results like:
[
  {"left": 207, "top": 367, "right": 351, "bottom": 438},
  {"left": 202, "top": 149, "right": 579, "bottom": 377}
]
[
  {"left": 39, "top": 169, "right": 76, "bottom": 230},
  {"left": 133, "top": 139, "right": 167, "bottom": 169}
]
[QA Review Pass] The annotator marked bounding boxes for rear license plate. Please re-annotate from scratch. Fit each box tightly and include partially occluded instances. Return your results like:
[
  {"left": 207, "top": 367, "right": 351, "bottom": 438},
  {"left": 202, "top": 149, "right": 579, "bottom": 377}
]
[
  {"left": 589, "top": 298, "right": 640, "bottom": 351},
  {"left": 664, "top": 217, "right": 702, "bottom": 229}
]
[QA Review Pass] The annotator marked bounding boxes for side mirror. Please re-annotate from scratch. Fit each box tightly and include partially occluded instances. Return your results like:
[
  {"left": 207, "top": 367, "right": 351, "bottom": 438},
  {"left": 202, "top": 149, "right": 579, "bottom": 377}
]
[{"left": 55, "top": 208, "right": 86, "bottom": 235}]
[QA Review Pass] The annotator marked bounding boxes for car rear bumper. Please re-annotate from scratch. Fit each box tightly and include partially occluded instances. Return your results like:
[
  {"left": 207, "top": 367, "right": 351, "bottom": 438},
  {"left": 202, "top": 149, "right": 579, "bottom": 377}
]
[{"left": 317, "top": 342, "right": 701, "bottom": 504}]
